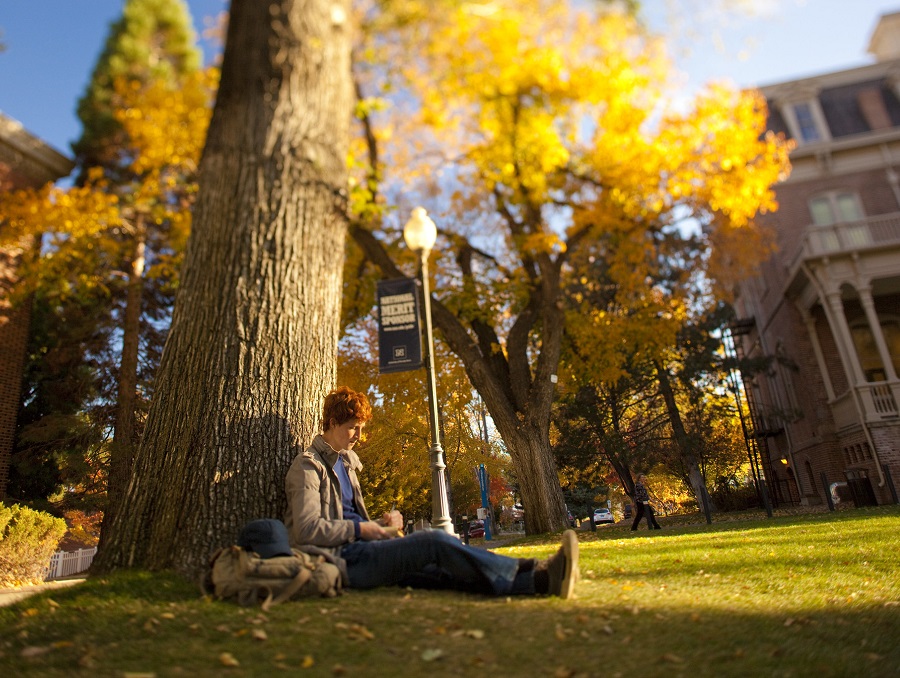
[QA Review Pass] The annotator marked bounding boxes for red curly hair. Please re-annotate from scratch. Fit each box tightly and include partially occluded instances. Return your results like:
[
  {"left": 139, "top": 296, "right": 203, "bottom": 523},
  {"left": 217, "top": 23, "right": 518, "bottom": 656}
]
[{"left": 322, "top": 386, "right": 373, "bottom": 431}]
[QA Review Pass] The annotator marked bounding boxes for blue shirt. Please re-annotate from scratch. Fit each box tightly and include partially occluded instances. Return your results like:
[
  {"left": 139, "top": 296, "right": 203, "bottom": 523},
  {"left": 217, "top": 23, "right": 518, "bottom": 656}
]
[{"left": 333, "top": 455, "right": 364, "bottom": 538}]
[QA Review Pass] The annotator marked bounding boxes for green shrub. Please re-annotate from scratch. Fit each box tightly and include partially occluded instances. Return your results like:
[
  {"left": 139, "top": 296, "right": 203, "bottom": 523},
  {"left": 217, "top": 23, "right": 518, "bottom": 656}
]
[{"left": 0, "top": 502, "right": 67, "bottom": 588}]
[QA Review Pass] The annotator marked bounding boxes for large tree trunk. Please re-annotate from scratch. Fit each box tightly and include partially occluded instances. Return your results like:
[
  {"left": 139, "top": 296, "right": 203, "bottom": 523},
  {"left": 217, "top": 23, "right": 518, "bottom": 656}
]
[
  {"left": 101, "top": 219, "right": 146, "bottom": 545},
  {"left": 94, "top": 0, "right": 353, "bottom": 577},
  {"left": 654, "top": 359, "right": 716, "bottom": 514},
  {"left": 494, "top": 419, "right": 568, "bottom": 534}
]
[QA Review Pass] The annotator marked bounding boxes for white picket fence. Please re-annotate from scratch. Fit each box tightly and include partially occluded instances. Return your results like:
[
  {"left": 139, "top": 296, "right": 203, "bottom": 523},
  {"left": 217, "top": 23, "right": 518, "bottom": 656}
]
[{"left": 47, "top": 547, "right": 97, "bottom": 580}]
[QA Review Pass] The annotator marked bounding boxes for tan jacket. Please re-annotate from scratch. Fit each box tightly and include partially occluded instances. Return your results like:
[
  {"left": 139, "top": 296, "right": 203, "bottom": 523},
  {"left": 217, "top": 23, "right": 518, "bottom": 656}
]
[{"left": 284, "top": 434, "right": 371, "bottom": 559}]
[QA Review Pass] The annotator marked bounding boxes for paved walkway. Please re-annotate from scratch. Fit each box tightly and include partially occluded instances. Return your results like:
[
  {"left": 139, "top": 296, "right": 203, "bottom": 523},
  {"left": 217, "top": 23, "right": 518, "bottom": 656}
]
[{"left": 0, "top": 577, "right": 86, "bottom": 608}]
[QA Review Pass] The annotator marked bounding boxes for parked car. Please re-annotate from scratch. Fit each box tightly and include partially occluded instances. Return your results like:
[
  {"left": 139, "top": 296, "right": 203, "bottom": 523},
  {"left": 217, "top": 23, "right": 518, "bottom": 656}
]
[
  {"left": 468, "top": 520, "right": 485, "bottom": 539},
  {"left": 593, "top": 508, "right": 614, "bottom": 524}
]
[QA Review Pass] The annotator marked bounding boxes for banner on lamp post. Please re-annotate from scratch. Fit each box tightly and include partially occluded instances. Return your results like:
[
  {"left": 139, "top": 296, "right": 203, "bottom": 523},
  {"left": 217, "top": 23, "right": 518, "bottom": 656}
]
[{"left": 377, "top": 277, "right": 423, "bottom": 374}]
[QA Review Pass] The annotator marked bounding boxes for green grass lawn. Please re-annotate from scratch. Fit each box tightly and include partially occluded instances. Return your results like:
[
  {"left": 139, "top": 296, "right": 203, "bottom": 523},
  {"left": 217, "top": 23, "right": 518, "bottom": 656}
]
[{"left": 2, "top": 506, "right": 899, "bottom": 677}]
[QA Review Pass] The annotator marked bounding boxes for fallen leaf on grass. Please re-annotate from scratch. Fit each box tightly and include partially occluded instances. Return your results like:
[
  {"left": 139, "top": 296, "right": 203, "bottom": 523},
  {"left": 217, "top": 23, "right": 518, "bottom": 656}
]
[
  {"left": 301, "top": 655, "right": 315, "bottom": 668},
  {"left": 160, "top": 612, "right": 176, "bottom": 620},
  {"left": 865, "top": 653, "right": 884, "bottom": 661},
  {"left": 47, "top": 599, "right": 59, "bottom": 608},
  {"left": 553, "top": 667, "right": 575, "bottom": 678},
  {"left": 661, "top": 653, "right": 684, "bottom": 663},
  {"left": 421, "top": 648, "right": 444, "bottom": 662},
  {"left": 20, "top": 646, "right": 51, "bottom": 658},
  {"left": 219, "top": 652, "right": 240, "bottom": 667},
  {"left": 334, "top": 622, "right": 374, "bottom": 641},
  {"left": 251, "top": 629, "right": 268, "bottom": 641},
  {"left": 51, "top": 640, "right": 73, "bottom": 649}
]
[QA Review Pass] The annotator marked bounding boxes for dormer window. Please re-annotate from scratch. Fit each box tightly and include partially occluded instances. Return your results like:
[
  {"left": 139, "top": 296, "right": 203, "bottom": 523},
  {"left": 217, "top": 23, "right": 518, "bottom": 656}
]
[
  {"left": 794, "top": 103, "right": 822, "bottom": 142},
  {"left": 781, "top": 99, "right": 831, "bottom": 144}
]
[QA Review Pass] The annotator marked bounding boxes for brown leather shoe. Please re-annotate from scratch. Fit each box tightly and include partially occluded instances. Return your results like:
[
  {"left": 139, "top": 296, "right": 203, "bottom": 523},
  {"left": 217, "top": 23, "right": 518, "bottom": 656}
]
[{"left": 544, "top": 530, "right": 579, "bottom": 599}]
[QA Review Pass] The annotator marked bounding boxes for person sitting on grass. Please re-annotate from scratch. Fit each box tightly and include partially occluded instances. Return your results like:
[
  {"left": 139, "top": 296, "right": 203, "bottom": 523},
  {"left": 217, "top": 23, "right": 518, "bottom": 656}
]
[{"left": 283, "top": 386, "right": 579, "bottom": 598}]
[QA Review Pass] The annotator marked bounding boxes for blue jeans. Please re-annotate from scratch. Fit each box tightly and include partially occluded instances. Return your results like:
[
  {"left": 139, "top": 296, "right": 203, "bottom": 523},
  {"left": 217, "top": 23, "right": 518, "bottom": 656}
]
[{"left": 341, "top": 530, "right": 534, "bottom": 595}]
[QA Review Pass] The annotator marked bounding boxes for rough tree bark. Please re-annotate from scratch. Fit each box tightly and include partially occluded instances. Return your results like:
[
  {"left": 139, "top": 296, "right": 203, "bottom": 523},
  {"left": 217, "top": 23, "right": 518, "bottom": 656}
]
[{"left": 94, "top": 0, "right": 353, "bottom": 576}]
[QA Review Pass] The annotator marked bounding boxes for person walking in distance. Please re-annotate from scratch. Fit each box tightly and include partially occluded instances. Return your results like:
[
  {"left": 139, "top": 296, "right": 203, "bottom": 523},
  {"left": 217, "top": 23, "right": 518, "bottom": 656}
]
[{"left": 631, "top": 473, "right": 662, "bottom": 531}]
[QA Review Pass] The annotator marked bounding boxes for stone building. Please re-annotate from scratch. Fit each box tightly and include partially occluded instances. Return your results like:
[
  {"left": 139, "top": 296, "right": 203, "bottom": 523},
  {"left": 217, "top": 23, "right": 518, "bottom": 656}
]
[
  {"left": 0, "top": 112, "right": 75, "bottom": 498},
  {"left": 732, "top": 12, "right": 900, "bottom": 508}
]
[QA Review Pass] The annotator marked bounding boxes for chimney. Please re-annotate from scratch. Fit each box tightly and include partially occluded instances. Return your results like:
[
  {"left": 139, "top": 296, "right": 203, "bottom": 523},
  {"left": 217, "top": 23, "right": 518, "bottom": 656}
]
[{"left": 867, "top": 11, "right": 900, "bottom": 62}]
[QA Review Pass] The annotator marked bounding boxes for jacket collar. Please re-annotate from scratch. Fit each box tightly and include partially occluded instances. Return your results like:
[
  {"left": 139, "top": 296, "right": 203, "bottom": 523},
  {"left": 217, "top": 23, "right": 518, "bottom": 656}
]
[{"left": 310, "top": 434, "right": 363, "bottom": 472}]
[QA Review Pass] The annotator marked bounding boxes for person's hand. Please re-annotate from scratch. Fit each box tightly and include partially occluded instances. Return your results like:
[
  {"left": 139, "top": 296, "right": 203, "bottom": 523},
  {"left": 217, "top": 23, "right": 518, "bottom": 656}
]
[
  {"left": 359, "top": 521, "right": 389, "bottom": 541},
  {"left": 380, "top": 510, "right": 403, "bottom": 528}
]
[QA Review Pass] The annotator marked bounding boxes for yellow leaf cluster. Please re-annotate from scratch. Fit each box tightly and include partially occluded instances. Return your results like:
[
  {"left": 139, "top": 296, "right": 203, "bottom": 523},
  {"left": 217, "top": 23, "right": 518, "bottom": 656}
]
[
  {"left": 1, "top": 67, "right": 216, "bottom": 301},
  {"left": 0, "top": 183, "right": 121, "bottom": 245},
  {"left": 419, "top": 1, "right": 667, "bottom": 206},
  {"left": 400, "top": 0, "right": 791, "bottom": 298},
  {"left": 112, "top": 68, "right": 217, "bottom": 177}
]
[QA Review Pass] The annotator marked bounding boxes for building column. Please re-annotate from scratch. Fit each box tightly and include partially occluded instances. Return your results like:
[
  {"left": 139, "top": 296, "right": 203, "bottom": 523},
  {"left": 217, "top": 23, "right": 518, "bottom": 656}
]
[
  {"left": 857, "top": 285, "right": 898, "bottom": 382},
  {"left": 799, "top": 307, "right": 836, "bottom": 400},
  {"left": 824, "top": 290, "right": 867, "bottom": 388}
]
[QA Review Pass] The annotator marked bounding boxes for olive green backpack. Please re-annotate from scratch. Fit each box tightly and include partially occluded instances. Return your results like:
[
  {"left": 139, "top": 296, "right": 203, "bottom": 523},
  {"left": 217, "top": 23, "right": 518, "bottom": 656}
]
[{"left": 202, "top": 546, "right": 342, "bottom": 610}]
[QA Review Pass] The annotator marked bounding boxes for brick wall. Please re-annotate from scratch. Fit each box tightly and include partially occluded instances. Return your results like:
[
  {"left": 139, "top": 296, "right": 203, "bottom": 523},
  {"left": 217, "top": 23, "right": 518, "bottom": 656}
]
[{"left": 0, "top": 240, "right": 36, "bottom": 497}]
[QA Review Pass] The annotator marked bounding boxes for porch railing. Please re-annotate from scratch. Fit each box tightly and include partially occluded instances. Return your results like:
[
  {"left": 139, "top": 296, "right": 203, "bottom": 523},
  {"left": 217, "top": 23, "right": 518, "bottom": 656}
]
[{"left": 789, "top": 211, "right": 900, "bottom": 271}]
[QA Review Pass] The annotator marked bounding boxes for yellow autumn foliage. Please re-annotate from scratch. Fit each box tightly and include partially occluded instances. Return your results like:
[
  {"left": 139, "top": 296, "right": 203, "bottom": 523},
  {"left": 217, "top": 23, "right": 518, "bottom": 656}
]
[
  {"left": 397, "top": 0, "right": 790, "bottom": 302},
  {"left": 0, "top": 67, "right": 216, "bottom": 298}
]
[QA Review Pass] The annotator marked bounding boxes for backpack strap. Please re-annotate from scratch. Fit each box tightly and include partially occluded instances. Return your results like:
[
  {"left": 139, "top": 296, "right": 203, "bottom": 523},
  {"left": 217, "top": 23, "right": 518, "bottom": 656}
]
[{"left": 262, "top": 566, "right": 313, "bottom": 611}]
